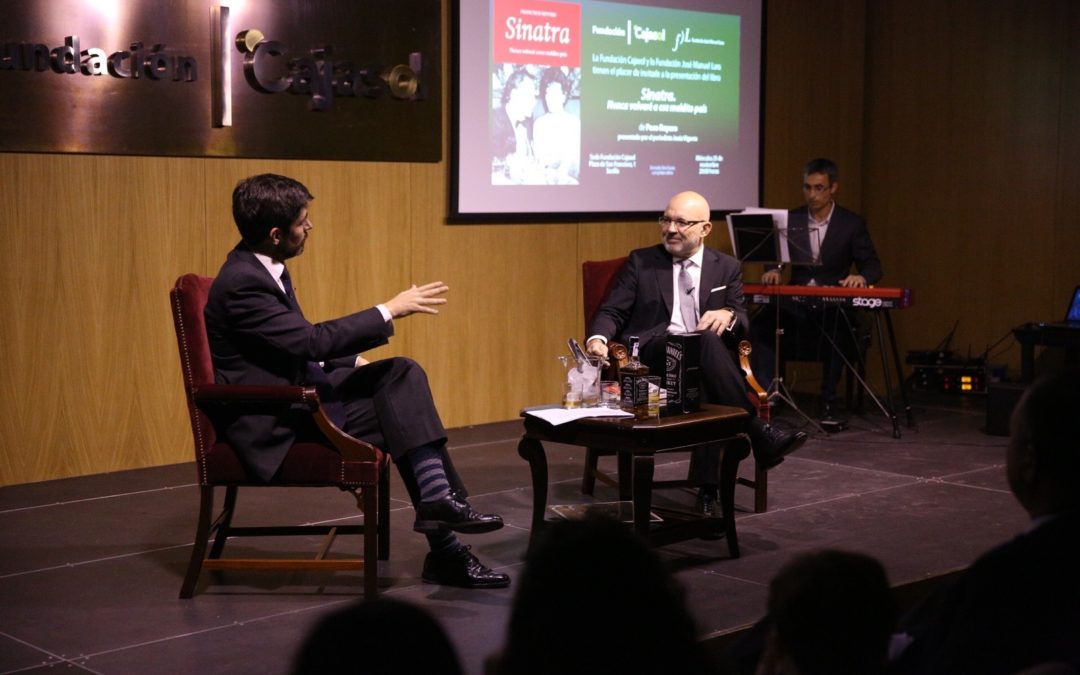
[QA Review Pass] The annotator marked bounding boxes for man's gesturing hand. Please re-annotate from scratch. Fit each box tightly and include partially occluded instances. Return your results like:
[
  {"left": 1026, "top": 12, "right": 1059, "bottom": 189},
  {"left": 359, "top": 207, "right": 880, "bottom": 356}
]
[
  {"left": 586, "top": 338, "right": 609, "bottom": 360},
  {"left": 384, "top": 282, "right": 449, "bottom": 318}
]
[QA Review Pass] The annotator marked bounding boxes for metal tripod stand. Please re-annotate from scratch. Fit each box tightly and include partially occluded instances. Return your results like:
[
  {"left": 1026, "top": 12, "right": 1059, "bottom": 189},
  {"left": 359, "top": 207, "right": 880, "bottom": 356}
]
[{"left": 764, "top": 287, "right": 827, "bottom": 434}]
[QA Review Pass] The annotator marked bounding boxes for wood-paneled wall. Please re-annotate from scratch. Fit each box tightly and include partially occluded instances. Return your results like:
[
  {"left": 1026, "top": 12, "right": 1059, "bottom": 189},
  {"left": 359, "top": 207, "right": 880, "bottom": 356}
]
[
  {"left": 863, "top": 0, "right": 1080, "bottom": 372},
  {"left": 760, "top": 0, "right": 868, "bottom": 209},
  {"left": 1, "top": 0, "right": 1076, "bottom": 484}
]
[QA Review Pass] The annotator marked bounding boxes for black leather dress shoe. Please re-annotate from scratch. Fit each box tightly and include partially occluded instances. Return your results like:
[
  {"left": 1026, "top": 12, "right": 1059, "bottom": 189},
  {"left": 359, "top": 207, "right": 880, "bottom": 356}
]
[
  {"left": 749, "top": 418, "right": 808, "bottom": 470},
  {"left": 422, "top": 545, "right": 510, "bottom": 589},
  {"left": 414, "top": 494, "right": 504, "bottom": 534}
]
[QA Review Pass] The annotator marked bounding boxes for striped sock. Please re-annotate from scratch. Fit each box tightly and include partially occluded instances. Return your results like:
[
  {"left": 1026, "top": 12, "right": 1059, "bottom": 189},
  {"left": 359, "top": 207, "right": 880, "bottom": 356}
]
[
  {"left": 410, "top": 443, "right": 452, "bottom": 503},
  {"left": 426, "top": 529, "right": 460, "bottom": 554}
]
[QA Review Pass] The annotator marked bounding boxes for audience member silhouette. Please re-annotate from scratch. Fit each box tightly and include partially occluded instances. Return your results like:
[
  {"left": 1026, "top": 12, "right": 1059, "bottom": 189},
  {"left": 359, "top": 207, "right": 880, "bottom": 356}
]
[
  {"left": 489, "top": 515, "right": 721, "bottom": 675},
  {"left": 746, "top": 549, "right": 896, "bottom": 675},
  {"left": 892, "top": 371, "right": 1080, "bottom": 674},
  {"left": 291, "top": 597, "right": 463, "bottom": 675}
]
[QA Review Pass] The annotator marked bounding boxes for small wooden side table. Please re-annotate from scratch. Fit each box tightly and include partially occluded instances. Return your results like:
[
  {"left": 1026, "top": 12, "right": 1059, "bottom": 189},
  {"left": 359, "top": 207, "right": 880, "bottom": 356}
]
[{"left": 517, "top": 404, "right": 751, "bottom": 557}]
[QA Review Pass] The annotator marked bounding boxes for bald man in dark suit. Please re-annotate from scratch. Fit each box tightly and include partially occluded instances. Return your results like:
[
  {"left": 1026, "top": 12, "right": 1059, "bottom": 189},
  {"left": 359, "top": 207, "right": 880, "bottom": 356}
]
[{"left": 587, "top": 191, "right": 807, "bottom": 513}]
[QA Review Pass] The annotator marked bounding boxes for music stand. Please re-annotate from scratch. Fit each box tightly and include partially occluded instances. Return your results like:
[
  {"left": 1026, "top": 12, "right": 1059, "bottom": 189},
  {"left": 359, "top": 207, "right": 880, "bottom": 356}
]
[
  {"left": 727, "top": 212, "right": 826, "bottom": 434},
  {"left": 726, "top": 213, "right": 785, "bottom": 266}
]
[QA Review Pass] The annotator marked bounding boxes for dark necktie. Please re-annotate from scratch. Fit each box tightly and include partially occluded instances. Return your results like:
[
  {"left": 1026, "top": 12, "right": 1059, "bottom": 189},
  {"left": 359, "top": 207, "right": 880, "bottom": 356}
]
[
  {"left": 678, "top": 259, "right": 698, "bottom": 333},
  {"left": 280, "top": 267, "right": 301, "bottom": 312},
  {"left": 280, "top": 266, "right": 293, "bottom": 296}
]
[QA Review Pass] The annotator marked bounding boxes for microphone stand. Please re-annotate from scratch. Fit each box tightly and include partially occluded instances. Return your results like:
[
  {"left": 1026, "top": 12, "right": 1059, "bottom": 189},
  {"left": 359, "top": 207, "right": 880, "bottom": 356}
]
[
  {"left": 730, "top": 212, "right": 825, "bottom": 433},
  {"left": 764, "top": 265, "right": 827, "bottom": 435}
]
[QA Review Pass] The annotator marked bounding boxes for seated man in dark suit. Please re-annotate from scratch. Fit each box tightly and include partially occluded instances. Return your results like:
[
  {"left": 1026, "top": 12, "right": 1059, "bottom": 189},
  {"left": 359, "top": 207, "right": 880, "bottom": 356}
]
[
  {"left": 891, "top": 371, "right": 1080, "bottom": 674},
  {"left": 585, "top": 190, "right": 807, "bottom": 512},
  {"left": 750, "top": 158, "right": 882, "bottom": 421},
  {"left": 204, "top": 173, "right": 508, "bottom": 589}
]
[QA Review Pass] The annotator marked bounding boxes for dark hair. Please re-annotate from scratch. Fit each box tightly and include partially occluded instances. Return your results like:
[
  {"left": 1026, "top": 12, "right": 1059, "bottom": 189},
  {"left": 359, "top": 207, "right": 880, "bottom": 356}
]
[
  {"left": 496, "top": 516, "right": 715, "bottom": 675},
  {"left": 538, "top": 67, "right": 571, "bottom": 113},
  {"left": 500, "top": 67, "right": 536, "bottom": 106},
  {"left": 768, "top": 549, "right": 896, "bottom": 675},
  {"left": 232, "top": 173, "right": 314, "bottom": 245},
  {"left": 804, "top": 158, "right": 839, "bottom": 184},
  {"left": 291, "top": 597, "right": 462, "bottom": 675}
]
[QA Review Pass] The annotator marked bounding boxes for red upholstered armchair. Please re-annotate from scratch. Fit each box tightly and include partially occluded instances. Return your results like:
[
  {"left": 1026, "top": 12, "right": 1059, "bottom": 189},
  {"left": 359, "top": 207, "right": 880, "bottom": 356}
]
[
  {"left": 581, "top": 257, "right": 771, "bottom": 512},
  {"left": 170, "top": 274, "right": 390, "bottom": 598}
]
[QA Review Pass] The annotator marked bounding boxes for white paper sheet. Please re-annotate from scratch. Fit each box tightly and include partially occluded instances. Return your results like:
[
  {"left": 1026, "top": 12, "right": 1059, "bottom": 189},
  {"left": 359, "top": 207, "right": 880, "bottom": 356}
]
[{"left": 524, "top": 407, "right": 634, "bottom": 426}]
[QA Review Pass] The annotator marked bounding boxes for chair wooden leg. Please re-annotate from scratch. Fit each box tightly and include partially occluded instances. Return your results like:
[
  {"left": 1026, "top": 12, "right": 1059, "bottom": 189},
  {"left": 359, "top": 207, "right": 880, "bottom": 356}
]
[
  {"left": 179, "top": 477, "right": 383, "bottom": 598},
  {"left": 208, "top": 485, "right": 238, "bottom": 559},
  {"left": 180, "top": 486, "right": 215, "bottom": 599},
  {"left": 753, "top": 464, "right": 768, "bottom": 513},
  {"left": 363, "top": 484, "right": 379, "bottom": 597},
  {"left": 736, "top": 462, "right": 769, "bottom": 513},
  {"left": 378, "top": 464, "right": 390, "bottom": 561}
]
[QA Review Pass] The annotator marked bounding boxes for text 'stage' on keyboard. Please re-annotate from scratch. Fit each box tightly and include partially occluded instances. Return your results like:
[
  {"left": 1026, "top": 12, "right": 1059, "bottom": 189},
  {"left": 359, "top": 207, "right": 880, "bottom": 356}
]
[{"left": 742, "top": 284, "right": 913, "bottom": 310}]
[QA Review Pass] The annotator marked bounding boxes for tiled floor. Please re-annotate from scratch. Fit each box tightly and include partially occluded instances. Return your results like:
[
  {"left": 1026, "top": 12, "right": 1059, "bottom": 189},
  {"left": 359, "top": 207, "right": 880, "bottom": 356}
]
[{"left": 0, "top": 393, "right": 1025, "bottom": 675}]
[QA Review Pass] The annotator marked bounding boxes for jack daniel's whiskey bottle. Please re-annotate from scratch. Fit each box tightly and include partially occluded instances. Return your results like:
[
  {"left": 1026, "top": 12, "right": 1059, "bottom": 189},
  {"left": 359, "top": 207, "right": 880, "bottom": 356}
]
[{"left": 619, "top": 336, "right": 650, "bottom": 419}]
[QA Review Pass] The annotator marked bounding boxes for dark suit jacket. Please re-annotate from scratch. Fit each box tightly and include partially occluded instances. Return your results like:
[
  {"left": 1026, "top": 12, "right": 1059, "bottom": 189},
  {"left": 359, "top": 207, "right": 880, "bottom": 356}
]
[
  {"left": 897, "top": 508, "right": 1080, "bottom": 674},
  {"left": 785, "top": 204, "right": 882, "bottom": 286},
  {"left": 491, "top": 106, "right": 532, "bottom": 161},
  {"left": 588, "top": 244, "right": 748, "bottom": 346},
  {"left": 204, "top": 243, "right": 393, "bottom": 481}
]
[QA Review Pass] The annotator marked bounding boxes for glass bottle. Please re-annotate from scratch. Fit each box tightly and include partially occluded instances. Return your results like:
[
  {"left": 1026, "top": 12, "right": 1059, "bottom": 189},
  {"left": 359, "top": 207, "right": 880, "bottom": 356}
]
[{"left": 619, "top": 336, "right": 650, "bottom": 419}]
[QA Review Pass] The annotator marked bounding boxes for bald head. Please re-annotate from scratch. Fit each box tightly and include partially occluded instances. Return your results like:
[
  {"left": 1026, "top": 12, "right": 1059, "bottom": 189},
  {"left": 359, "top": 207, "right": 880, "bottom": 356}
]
[
  {"left": 666, "top": 191, "right": 711, "bottom": 221},
  {"left": 660, "top": 191, "right": 713, "bottom": 258}
]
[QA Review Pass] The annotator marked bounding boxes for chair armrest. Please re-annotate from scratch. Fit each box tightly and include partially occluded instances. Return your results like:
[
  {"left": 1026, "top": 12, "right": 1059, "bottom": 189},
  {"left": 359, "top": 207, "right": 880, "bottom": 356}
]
[
  {"left": 310, "top": 407, "right": 383, "bottom": 463},
  {"left": 737, "top": 340, "right": 769, "bottom": 409},
  {"left": 192, "top": 383, "right": 318, "bottom": 405},
  {"left": 193, "top": 384, "right": 382, "bottom": 463}
]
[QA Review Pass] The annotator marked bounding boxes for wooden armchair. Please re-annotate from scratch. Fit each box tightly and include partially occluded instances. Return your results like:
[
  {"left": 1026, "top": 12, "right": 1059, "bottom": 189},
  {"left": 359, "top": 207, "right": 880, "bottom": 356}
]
[
  {"left": 581, "top": 257, "right": 771, "bottom": 512},
  {"left": 170, "top": 274, "right": 390, "bottom": 598}
]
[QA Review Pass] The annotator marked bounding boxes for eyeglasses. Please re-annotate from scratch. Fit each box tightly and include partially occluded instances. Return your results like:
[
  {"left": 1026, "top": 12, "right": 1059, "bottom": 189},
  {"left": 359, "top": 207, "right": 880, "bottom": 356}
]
[
  {"left": 803, "top": 183, "right": 832, "bottom": 193},
  {"left": 658, "top": 216, "right": 708, "bottom": 230}
]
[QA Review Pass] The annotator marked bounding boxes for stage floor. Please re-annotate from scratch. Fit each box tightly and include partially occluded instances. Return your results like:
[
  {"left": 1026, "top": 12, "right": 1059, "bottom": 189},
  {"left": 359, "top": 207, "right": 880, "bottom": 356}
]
[{"left": 0, "top": 392, "right": 1026, "bottom": 675}]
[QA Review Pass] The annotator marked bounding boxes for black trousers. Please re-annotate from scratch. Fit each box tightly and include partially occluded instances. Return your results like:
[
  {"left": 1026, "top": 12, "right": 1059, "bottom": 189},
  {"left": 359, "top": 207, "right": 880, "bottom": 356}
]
[
  {"left": 331, "top": 357, "right": 465, "bottom": 506},
  {"left": 641, "top": 330, "right": 754, "bottom": 486},
  {"left": 641, "top": 330, "right": 755, "bottom": 414}
]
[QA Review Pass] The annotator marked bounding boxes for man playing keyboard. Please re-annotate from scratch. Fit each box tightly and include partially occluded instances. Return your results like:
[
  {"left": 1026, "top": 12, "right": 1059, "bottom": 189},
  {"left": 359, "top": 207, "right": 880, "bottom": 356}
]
[{"left": 749, "top": 158, "right": 883, "bottom": 423}]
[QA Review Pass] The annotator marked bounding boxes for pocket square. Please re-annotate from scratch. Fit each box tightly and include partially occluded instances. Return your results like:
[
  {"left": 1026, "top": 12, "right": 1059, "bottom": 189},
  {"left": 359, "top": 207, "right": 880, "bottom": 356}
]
[{"left": 709, "top": 285, "right": 727, "bottom": 293}]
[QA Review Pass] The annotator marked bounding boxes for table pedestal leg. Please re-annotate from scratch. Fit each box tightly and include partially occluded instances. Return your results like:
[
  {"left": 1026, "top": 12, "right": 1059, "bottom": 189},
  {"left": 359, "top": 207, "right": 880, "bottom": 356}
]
[
  {"left": 719, "top": 437, "right": 749, "bottom": 558},
  {"left": 517, "top": 436, "right": 547, "bottom": 551}
]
